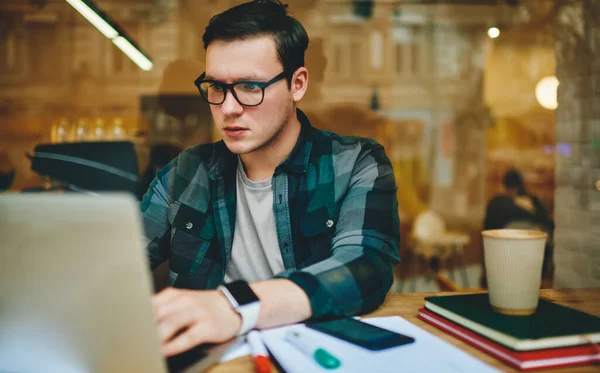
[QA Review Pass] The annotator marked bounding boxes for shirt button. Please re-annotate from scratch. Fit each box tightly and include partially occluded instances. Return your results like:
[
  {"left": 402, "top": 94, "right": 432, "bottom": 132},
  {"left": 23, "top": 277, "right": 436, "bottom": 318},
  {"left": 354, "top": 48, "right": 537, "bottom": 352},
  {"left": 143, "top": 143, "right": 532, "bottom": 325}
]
[
  {"left": 326, "top": 219, "right": 334, "bottom": 228},
  {"left": 186, "top": 222, "right": 193, "bottom": 230}
]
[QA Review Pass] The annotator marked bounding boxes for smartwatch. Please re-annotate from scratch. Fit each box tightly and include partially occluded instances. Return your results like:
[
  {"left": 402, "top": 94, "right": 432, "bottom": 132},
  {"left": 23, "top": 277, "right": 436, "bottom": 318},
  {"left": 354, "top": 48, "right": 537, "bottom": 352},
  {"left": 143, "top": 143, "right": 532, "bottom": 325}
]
[{"left": 218, "top": 280, "right": 260, "bottom": 335}]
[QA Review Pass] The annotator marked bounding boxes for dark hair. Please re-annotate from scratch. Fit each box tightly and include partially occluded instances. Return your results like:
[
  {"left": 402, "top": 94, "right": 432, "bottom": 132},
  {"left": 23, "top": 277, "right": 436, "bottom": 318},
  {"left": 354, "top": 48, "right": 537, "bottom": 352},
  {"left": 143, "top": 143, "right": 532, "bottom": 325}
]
[
  {"left": 202, "top": 0, "right": 309, "bottom": 85},
  {"left": 503, "top": 168, "right": 526, "bottom": 195}
]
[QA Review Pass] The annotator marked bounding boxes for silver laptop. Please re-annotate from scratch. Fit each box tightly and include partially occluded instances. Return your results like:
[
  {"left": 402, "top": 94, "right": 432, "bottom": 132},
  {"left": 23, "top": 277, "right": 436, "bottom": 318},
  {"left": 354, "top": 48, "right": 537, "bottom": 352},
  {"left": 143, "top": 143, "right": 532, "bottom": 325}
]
[{"left": 0, "top": 194, "right": 238, "bottom": 373}]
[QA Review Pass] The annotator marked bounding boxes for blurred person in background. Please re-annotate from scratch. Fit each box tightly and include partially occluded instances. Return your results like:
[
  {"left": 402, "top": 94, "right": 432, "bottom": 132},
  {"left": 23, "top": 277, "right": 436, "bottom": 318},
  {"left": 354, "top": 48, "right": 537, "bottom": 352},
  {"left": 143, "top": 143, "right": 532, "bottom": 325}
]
[{"left": 483, "top": 168, "right": 555, "bottom": 285}]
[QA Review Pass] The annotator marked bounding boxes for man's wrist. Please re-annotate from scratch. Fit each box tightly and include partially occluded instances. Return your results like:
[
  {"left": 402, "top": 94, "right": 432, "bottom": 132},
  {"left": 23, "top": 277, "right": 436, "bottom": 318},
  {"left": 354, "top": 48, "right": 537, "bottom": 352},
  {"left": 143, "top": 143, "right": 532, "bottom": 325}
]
[
  {"left": 218, "top": 280, "right": 261, "bottom": 335},
  {"left": 216, "top": 290, "right": 243, "bottom": 333}
]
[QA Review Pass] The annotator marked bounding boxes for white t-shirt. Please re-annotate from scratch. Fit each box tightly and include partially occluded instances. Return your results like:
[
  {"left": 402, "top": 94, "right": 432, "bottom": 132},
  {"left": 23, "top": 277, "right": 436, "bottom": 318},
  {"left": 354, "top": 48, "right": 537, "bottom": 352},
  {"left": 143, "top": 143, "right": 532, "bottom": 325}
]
[{"left": 224, "top": 158, "right": 285, "bottom": 282}]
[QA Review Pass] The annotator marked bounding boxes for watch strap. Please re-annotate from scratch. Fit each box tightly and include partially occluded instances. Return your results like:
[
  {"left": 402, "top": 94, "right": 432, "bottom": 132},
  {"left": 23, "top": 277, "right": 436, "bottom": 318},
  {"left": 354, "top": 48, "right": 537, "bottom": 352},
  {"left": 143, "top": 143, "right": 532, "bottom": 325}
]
[
  {"left": 218, "top": 282, "right": 260, "bottom": 335},
  {"left": 237, "top": 301, "right": 260, "bottom": 335}
]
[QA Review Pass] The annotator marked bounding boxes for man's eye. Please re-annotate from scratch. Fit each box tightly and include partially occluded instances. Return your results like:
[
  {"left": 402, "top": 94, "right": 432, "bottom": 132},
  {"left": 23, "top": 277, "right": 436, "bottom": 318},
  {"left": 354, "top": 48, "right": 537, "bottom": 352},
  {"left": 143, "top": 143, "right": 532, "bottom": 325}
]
[
  {"left": 240, "top": 83, "right": 260, "bottom": 91},
  {"left": 208, "top": 83, "right": 223, "bottom": 91}
]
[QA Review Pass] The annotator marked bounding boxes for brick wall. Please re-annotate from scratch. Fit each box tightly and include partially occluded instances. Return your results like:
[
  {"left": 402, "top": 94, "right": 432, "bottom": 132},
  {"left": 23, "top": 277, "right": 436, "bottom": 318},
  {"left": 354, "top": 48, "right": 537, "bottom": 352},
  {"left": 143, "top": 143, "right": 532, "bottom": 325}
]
[{"left": 554, "top": 0, "right": 600, "bottom": 287}]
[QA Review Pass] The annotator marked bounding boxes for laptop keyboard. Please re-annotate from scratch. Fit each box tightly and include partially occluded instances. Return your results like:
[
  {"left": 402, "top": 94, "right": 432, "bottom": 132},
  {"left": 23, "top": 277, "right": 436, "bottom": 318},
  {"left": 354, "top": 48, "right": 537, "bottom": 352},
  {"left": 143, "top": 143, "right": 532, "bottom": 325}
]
[{"left": 166, "top": 343, "right": 212, "bottom": 373}]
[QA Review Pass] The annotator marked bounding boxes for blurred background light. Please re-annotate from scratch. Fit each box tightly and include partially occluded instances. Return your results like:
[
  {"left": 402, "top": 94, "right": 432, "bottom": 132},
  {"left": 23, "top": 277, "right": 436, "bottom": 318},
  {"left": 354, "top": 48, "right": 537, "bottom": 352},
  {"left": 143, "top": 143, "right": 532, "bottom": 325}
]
[
  {"left": 535, "top": 76, "right": 559, "bottom": 110},
  {"left": 487, "top": 27, "right": 500, "bottom": 39}
]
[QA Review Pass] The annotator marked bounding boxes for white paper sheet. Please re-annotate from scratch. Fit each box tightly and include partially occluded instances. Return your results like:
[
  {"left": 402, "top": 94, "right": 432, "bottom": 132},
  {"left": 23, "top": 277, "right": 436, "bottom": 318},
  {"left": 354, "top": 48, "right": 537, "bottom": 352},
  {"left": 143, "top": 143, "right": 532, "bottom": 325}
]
[
  {"left": 261, "top": 316, "right": 501, "bottom": 373},
  {"left": 218, "top": 316, "right": 362, "bottom": 363}
]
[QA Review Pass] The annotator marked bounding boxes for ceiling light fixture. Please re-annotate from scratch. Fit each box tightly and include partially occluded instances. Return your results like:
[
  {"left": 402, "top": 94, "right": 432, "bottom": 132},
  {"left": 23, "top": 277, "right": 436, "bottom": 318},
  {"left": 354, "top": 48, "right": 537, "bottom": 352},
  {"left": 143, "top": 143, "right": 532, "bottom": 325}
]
[{"left": 65, "top": 0, "right": 153, "bottom": 71}]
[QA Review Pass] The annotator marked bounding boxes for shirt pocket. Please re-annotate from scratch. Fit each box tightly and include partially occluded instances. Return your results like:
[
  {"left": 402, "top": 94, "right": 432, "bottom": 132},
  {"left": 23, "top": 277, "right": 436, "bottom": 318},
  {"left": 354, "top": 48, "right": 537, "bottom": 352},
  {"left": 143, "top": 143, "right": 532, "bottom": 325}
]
[
  {"left": 168, "top": 201, "right": 216, "bottom": 277},
  {"left": 298, "top": 205, "right": 337, "bottom": 267}
]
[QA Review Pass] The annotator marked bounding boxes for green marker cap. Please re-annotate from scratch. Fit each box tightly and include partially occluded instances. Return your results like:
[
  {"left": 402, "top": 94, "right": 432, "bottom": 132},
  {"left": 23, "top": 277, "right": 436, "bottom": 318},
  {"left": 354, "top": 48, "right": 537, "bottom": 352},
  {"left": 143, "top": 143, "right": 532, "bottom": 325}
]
[{"left": 314, "top": 348, "right": 341, "bottom": 369}]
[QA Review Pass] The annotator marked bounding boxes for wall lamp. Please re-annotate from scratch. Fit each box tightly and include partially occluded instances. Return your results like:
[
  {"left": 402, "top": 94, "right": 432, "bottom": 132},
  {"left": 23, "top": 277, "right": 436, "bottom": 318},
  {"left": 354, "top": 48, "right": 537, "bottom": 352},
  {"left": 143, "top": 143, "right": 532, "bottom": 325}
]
[{"left": 65, "top": 0, "right": 153, "bottom": 71}]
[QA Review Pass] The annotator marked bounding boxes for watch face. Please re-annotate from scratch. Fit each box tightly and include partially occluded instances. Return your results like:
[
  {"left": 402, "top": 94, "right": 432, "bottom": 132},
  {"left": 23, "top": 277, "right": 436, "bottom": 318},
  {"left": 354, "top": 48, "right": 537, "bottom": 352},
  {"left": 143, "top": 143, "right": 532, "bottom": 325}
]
[{"left": 226, "top": 281, "right": 259, "bottom": 305}]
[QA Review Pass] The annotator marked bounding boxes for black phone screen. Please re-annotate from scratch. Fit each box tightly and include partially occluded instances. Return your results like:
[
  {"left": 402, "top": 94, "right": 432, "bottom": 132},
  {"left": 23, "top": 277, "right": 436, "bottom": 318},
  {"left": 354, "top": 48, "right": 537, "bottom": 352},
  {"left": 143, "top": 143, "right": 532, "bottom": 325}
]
[{"left": 306, "top": 318, "right": 415, "bottom": 351}]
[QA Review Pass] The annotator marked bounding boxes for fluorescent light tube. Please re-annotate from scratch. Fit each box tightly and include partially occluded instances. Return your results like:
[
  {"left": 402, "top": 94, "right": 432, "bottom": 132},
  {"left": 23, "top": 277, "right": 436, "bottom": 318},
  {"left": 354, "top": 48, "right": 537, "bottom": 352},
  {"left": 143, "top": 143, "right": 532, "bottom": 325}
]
[
  {"left": 112, "top": 36, "right": 153, "bottom": 71},
  {"left": 65, "top": 0, "right": 153, "bottom": 71},
  {"left": 65, "top": 0, "right": 118, "bottom": 39}
]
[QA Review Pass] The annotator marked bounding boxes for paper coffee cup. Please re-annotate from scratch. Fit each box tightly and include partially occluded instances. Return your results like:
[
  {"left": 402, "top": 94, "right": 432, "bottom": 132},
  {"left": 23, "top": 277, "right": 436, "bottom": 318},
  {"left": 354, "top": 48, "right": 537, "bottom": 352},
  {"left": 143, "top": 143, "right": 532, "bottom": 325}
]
[{"left": 482, "top": 229, "right": 547, "bottom": 316}]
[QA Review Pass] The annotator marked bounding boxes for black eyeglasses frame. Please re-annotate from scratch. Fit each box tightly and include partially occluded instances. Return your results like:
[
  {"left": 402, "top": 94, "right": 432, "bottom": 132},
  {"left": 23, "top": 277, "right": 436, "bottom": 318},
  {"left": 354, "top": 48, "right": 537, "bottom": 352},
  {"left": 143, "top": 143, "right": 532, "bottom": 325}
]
[{"left": 194, "top": 71, "right": 288, "bottom": 107}]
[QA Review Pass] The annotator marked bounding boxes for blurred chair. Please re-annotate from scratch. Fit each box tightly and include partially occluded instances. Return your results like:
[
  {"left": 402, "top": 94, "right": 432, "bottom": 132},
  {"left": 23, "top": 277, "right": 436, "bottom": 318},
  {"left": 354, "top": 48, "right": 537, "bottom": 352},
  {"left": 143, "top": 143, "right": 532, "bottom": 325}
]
[
  {"left": 401, "top": 210, "right": 470, "bottom": 292},
  {"left": 434, "top": 273, "right": 462, "bottom": 292}
]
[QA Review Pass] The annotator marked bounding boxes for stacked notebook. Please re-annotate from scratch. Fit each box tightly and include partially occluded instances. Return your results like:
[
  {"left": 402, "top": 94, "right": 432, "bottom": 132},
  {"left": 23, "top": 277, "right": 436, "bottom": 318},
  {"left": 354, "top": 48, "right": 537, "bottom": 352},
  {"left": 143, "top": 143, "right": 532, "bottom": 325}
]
[{"left": 418, "top": 293, "right": 600, "bottom": 371}]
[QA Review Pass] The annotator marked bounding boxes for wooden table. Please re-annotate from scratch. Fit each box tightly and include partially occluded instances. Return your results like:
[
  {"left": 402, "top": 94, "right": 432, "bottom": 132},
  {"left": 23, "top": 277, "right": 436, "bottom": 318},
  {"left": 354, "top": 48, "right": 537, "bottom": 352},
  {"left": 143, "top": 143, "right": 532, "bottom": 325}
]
[{"left": 208, "top": 289, "right": 600, "bottom": 373}]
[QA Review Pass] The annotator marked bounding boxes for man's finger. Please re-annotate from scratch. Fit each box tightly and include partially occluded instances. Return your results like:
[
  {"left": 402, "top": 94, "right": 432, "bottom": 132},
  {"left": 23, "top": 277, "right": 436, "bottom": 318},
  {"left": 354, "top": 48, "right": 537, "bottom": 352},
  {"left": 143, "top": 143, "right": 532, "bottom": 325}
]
[
  {"left": 161, "top": 323, "right": 208, "bottom": 357},
  {"left": 152, "top": 287, "right": 181, "bottom": 309},
  {"left": 153, "top": 295, "right": 192, "bottom": 323},
  {"left": 152, "top": 288, "right": 189, "bottom": 321},
  {"left": 156, "top": 306, "right": 198, "bottom": 343}
]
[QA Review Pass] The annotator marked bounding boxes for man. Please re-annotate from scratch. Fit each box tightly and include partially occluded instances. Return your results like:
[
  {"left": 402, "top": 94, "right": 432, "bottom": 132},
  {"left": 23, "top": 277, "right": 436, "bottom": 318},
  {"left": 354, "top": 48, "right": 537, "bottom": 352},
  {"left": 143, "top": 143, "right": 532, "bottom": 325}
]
[
  {"left": 484, "top": 169, "right": 553, "bottom": 232},
  {"left": 141, "top": 0, "right": 400, "bottom": 357},
  {"left": 483, "top": 168, "right": 554, "bottom": 286}
]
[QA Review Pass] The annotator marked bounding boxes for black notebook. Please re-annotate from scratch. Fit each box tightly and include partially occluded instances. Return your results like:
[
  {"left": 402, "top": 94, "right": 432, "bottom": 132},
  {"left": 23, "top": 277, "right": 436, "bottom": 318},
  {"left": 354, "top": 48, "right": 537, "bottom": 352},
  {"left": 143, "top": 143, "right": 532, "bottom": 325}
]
[{"left": 424, "top": 293, "right": 600, "bottom": 351}]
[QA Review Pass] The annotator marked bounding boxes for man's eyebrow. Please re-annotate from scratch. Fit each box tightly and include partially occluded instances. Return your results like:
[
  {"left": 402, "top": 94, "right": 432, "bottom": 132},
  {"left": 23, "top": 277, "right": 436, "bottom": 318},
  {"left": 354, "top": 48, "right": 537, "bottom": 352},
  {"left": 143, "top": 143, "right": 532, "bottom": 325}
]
[{"left": 204, "top": 74, "right": 268, "bottom": 81}]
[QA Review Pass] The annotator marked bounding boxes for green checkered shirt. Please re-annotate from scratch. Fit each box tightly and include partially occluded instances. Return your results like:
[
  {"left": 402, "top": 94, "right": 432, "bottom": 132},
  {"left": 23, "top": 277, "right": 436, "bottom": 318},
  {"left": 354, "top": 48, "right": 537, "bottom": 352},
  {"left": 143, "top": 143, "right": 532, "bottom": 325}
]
[{"left": 140, "top": 109, "right": 400, "bottom": 319}]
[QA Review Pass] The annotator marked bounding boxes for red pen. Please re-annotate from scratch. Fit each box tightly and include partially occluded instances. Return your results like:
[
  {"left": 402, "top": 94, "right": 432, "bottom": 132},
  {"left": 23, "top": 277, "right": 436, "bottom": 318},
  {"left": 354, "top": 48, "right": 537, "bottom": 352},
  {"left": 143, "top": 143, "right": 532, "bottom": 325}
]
[{"left": 248, "top": 330, "right": 272, "bottom": 373}]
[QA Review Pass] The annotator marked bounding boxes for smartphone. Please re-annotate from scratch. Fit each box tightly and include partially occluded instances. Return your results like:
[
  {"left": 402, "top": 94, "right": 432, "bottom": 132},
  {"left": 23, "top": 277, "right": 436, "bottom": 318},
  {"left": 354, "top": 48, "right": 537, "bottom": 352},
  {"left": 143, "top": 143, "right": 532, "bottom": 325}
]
[{"left": 306, "top": 317, "right": 415, "bottom": 351}]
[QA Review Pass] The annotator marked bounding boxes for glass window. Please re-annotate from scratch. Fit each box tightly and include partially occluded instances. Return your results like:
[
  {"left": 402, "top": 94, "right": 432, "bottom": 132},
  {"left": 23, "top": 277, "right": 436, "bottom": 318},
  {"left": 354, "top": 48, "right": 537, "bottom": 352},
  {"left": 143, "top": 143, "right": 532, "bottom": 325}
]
[
  {"left": 27, "top": 22, "right": 58, "bottom": 79},
  {"left": 395, "top": 43, "right": 403, "bottom": 75}
]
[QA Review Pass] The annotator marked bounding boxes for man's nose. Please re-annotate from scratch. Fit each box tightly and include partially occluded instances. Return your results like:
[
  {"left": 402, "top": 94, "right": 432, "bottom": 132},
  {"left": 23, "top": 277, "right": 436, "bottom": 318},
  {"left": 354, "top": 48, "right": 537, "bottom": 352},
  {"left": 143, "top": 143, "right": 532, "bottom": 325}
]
[{"left": 221, "top": 90, "right": 243, "bottom": 115}]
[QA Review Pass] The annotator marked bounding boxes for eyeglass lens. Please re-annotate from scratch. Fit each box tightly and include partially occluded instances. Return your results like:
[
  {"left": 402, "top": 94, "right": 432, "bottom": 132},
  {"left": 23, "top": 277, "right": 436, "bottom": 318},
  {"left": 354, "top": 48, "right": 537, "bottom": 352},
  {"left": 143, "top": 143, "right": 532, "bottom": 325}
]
[{"left": 199, "top": 82, "right": 263, "bottom": 106}]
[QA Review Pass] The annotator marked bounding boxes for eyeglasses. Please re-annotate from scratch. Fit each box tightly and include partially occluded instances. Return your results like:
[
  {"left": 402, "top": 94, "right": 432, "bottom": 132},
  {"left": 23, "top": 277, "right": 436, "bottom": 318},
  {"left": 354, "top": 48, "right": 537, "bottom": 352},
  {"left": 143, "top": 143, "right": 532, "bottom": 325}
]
[{"left": 194, "top": 71, "right": 288, "bottom": 107}]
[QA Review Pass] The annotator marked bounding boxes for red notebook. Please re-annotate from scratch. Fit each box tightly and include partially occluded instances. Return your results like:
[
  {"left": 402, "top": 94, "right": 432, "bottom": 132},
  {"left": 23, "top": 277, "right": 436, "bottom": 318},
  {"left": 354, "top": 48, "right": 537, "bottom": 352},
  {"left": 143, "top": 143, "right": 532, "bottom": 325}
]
[{"left": 418, "top": 308, "right": 600, "bottom": 371}]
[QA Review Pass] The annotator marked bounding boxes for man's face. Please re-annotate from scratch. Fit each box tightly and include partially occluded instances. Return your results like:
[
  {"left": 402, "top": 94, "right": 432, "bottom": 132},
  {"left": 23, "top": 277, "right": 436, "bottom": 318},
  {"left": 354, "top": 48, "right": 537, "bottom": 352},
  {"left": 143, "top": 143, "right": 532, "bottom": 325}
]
[{"left": 205, "top": 36, "right": 295, "bottom": 155}]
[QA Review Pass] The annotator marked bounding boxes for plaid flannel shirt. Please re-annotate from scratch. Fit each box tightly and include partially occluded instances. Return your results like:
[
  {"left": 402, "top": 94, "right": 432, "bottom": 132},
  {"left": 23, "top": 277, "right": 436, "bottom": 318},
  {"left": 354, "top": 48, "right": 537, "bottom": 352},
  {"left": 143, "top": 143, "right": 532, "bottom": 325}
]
[{"left": 140, "top": 109, "right": 400, "bottom": 319}]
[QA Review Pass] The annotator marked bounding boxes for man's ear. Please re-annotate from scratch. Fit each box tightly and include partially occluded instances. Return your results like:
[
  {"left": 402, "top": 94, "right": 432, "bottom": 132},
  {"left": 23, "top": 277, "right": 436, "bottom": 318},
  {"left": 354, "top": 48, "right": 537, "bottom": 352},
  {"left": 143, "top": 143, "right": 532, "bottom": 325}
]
[{"left": 291, "top": 67, "right": 308, "bottom": 103}]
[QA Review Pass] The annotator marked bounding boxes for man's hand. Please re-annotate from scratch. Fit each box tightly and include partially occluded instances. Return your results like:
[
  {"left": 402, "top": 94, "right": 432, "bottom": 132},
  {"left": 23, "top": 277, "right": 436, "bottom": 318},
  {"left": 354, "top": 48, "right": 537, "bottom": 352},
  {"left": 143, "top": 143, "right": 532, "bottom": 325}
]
[
  {"left": 152, "top": 279, "right": 311, "bottom": 357},
  {"left": 152, "top": 287, "right": 242, "bottom": 357}
]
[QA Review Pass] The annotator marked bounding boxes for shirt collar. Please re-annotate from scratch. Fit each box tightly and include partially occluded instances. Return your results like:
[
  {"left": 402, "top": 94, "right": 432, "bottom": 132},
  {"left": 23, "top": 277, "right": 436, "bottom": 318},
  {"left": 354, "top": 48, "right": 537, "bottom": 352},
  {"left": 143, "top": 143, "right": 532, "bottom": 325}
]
[
  {"left": 280, "top": 108, "right": 314, "bottom": 175},
  {"left": 209, "top": 108, "right": 314, "bottom": 180}
]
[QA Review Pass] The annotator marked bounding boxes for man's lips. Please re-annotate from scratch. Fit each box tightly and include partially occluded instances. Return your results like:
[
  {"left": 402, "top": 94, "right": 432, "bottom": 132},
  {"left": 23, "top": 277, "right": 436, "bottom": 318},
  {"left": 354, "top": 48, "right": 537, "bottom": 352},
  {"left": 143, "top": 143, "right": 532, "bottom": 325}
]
[{"left": 223, "top": 127, "right": 248, "bottom": 137}]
